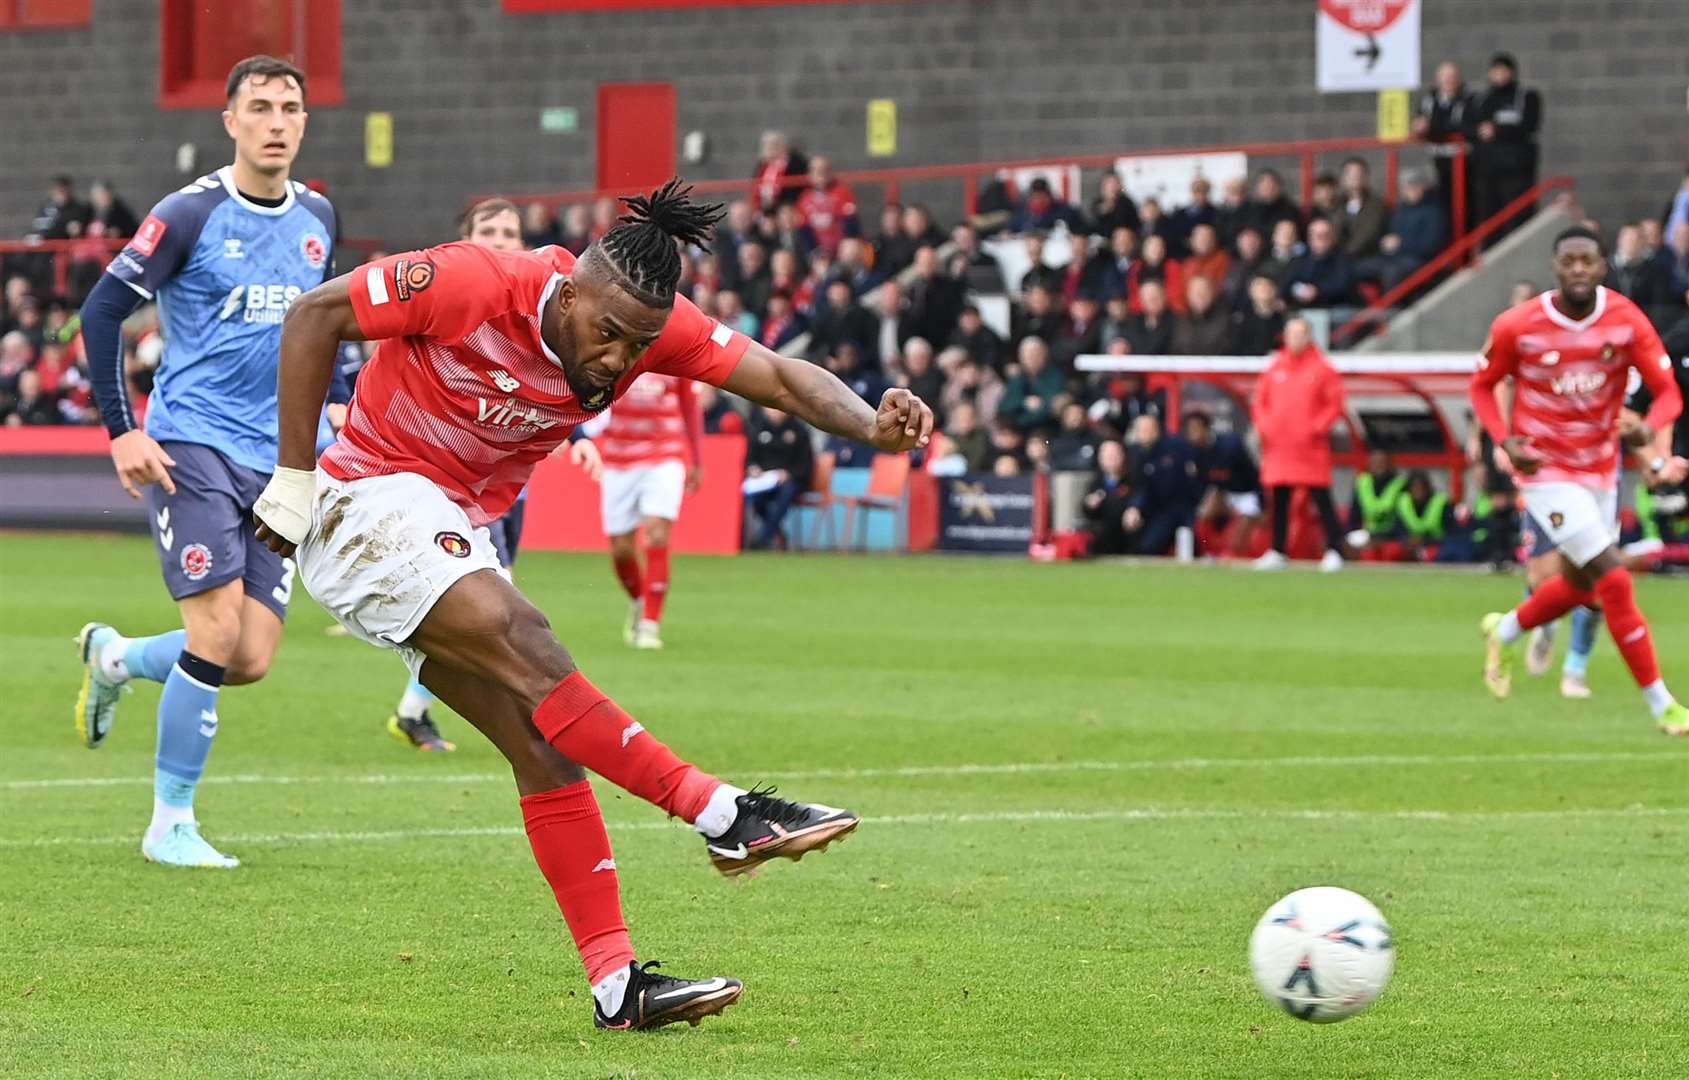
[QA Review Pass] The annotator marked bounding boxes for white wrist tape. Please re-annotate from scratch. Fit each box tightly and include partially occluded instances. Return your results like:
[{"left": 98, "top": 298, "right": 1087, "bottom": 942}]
[{"left": 254, "top": 466, "right": 317, "bottom": 547}]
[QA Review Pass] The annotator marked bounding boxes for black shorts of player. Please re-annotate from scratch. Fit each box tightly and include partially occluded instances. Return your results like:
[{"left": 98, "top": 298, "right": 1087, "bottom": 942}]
[{"left": 143, "top": 441, "right": 292, "bottom": 620}]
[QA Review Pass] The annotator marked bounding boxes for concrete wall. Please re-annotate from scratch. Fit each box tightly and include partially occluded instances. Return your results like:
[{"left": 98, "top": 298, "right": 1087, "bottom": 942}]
[{"left": 2, "top": 0, "right": 1685, "bottom": 250}]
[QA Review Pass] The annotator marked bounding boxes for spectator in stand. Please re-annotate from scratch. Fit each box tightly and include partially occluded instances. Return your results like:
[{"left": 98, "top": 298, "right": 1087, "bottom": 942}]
[
  {"left": 559, "top": 203, "right": 592, "bottom": 254},
  {"left": 940, "top": 400, "right": 992, "bottom": 472},
  {"left": 1049, "top": 399, "right": 1101, "bottom": 472},
  {"left": 1054, "top": 296, "right": 1104, "bottom": 370},
  {"left": 0, "top": 330, "right": 34, "bottom": 409},
  {"left": 940, "top": 354, "right": 1005, "bottom": 425},
  {"left": 1231, "top": 275, "right": 1286, "bottom": 355},
  {"left": 1124, "top": 413, "right": 1200, "bottom": 556},
  {"left": 1260, "top": 219, "right": 1304, "bottom": 288},
  {"left": 768, "top": 203, "right": 814, "bottom": 262},
  {"left": 884, "top": 204, "right": 945, "bottom": 279},
  {"left": 1184, "top": 411, "right": 1262, "bottom": 557},
  {"left": 1129, "top": 235, "right": 1185, "bottom": 313},
  {"left": 1098, "top": 295, "right": 1134, "bottom": 352},
  {"left": 999, "top": 336, "right": 1067, "bottom": 433},
  {"left": 1018, "top": 231, "right": 1063, "bottom": 297},
  {"left": 7, "top": 368, "right": 60, "bottom": 425},
  {"left": 1609, "top": 225, "right": 1662, "bottom": 308},
  {"left": 1507, "top": 279, "right": 1537, "bottom": 308},
  {"left": 1126, "top": 280, "right": 1175, "bottom": 355},
  {"left": 1090, "top": 171, "right": 1141, "bottom": 236},
  {"left": 1250, "top": 317, "right": 1348, "bottom": 571},
  {"left": 85, "top": 181, "right": 138, "bottom": 239},
  {"left": 28, "top": 175, "right": 89, "bottom": 241},
  {"left": 696, "top": 384, "right": 744, "bottom": 435},
  {"left": 1183, "top": 224, "right": 1230, "bottom": 294},
  {"left": 521, "top": 202, "right": 562, "bottom": 249},
  {"left": 1662, "top": 168, "right": 1689, "bottom": 237},
  {"left": 1221, "top": 227, "right": 1266, "bottom": 309},
  {"left": 1359, "top": 169, "right": 1446, "bottom": 293},
  {"left": 832, "top": 237, "right": 880, "bottom": 296},
  {"left": 1011, "top": 177, "right": 1083, "bottom": 234},
  {"left": 588, "top": 196, "right": 618, "bottom": 242},
  {"left": 906, "top": 246, "right": 965, "bottom": 347},
  {"left": 1086, "top": 370, "right": 1167, "bottom": 440},
  {"left": 1170, "top": 177, "right": 1219, "bottom": 258},
  {"left": 1414, "top": 61, "right": 1475, "bottom": 231},
  {"left": 735, "top": 241, "right": 772, "bottom": 321},
  {"left": 986, "top": 419, "right": 1029, "bottom": 477},
  {"left": 898, "top": 337, "right": 946, "bottom": 417},
  {"left": 1337, "top": 158, "right": 1390, "bottom": 260},
  {"left": 1307, "top": 173, "right": 1342, "bottom": 234},
  {"left": 871, "top": 279, "right": 909, "bottom": 368},
  {"left": 2, "top": 276, "right": 32, "bottom": 334},
  {"left": 949, "top": 223, "right": 1004, "bottom": 292},
  {"left": 1058, "top": 233, "right": 1092, "bottom": 305},
  {"left": 809, "top": 278, "right": 876, "bottom": 363},
  {"left": 769, "top": 248, "right": 803, "bottom": 303},
  {"left": 1659, "top": 222, "right": 1689, "bottom": 318},
  {"left": 1081, "top": 227, "right": 1138, "bottom": 300},
  {"left": 750, "top": 129, "right": 807, "bottom": 214},
  {"left": 1285, "top": 218, "right": 1355, "bottom": 309},
  {"left": 1172, "top": 276, "right": 1231, "bottom": 356},
  {"left": 1240, "top": 169, "right": 1302, "bottom": 242},
  {"left": 1215, "top": 176, "right": 1250, "bottom": 249},
  {"left": 743, "top": 404, "right": 813, "bottom": 549},
  {"left": 714, "top": 289, "right": 759, "bottom": 339},
  {"left": 11, "top": 297, "right": 44, "bottom": 352},
  {"left": 948, "top": 303, "right": 1006, "bottom": 373},
  {"left": 1467, "top": 52, "right": 1542, "bottom": 242},
  {"left": 715, "top": 200, "right": 758, "bottom": 284},
  {"left": 1012, "top": 285, "right": 1064, "bottom": 354},
  {"left": 1136, "top": 197, "right": 1175, "bottom": 251},
  {"left": 826, "top": 341, "right": 888, "bottom": 408},
  {"left": 795, "top": 155, "right": 859, "bottom": 257},
  {"left": 759, "top": 292, "right": 807, "bottom": 352},
  {"left": 1082, "top": 440, "right": 1135, "bottom": 554}
]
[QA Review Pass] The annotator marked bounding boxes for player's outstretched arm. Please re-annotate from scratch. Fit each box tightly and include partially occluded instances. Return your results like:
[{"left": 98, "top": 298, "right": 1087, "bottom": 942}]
[
  {"left": 254, "top": 273, "right": 367, "bottom": 557},
  {"left": 718, "top": 341, "right": 933, "bottom": 453}
]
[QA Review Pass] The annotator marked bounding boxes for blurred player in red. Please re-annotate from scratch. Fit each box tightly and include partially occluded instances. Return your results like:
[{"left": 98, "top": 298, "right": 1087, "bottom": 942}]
[
  {"left": 254, "top": 181, "right": 933, "bottom": 1030},
  {"left": 1471, "top": 226, "right": 1688, "bottom": 732},
  {"left": 593, "top": 372, "right": 702, "bottom": 650}
]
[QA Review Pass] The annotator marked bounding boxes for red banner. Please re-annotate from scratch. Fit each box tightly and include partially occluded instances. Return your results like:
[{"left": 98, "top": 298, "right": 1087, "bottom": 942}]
[{"left": 1317, "top": 0, "right": 1411, "bottom": 33}]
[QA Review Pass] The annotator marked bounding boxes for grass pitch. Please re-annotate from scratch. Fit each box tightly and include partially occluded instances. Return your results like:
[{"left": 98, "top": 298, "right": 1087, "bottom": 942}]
[{"left": 3, "top": 533, "right": 1688, "bottom": 1079}]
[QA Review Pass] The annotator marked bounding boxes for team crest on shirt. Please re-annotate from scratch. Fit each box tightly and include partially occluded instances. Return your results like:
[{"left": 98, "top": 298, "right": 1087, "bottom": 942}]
[
  {"left": 180, "top": 543, "right": 213, "bottom": 581},
  {"left": 1540, "top": 350, "right": 1560, "bottom": 366},
  {"left": 1549, "top": 512, "right": 1565, "bottom": 530},
  {"left": 300, "top": 232, "right": 327, "bottom": 269},
  {"left": 1600, "top": 344, "right": 1616, "bottom": 362},
  {"left": 435, "top": 532, "right": 471, "bottom": 558}
]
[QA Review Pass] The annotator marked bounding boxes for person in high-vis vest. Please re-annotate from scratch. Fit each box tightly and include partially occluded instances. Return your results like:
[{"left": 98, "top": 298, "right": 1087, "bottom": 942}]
[
  {"left": 1396, "top": 471, "right": 1452, "bottom": 560},
  {"left": 1352, "top": 450, "right": 1409, "bottom": 537}
]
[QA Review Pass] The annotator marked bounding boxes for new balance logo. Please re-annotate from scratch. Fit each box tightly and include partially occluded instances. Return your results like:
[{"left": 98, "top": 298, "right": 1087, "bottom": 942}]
[
  {"left": 621, "top": 721, "right": 645, "bottom": 747},
  {"left": 155, "top": 507, "right": 174, "bottom": 550},
  {"left": 488, "top": 369, "right": 520, "bottom": 393},
  {"left": 592, "top": 858, "right": 617, "bottom": 873},
  {"left": 198, "top": 709, "right": 219, "bottom": 738}
]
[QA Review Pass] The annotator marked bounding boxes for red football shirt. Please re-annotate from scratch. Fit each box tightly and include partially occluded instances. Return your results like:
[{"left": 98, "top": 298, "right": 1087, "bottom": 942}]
[
  {"left": 323, "top": 242, "right": 750, "bottom": 525},
  {"left": 1472, "top": 287, "right": 1680, "bottom": 485},
  {"left": 596, "top": 372, "right": 701, "bottom": 471},
  {"left": 795, "top": 181, "right": 858, "bottom": 255}
]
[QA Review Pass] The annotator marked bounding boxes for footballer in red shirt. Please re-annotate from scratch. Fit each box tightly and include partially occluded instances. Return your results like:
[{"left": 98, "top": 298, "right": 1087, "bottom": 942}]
[
  {"left": 591, "top": 372, "right": 702, "bottom": 649},
  {"left": 1470, "top": 226, "right": 1688, "bottom": 732},
  {"left": 255, "top": 182, "right": 934, "bottom": 1030}
]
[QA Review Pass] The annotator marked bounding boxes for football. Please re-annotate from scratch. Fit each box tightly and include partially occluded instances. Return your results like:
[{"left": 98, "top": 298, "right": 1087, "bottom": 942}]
[{"left": 1249, "top": 886, "right": 1395, "bottom": 1023}]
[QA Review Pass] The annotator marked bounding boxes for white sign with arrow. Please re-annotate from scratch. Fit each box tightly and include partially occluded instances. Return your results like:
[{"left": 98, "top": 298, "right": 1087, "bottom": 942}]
[{"left": 1316, "top": 0, "right": 1420, "bottom": 92}]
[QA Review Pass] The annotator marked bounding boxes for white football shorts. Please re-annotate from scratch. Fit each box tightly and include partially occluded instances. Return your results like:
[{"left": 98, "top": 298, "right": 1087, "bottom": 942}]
[
  {"left": 600, "top": 460, "right": 686, "bottom": 536},
  {"left": 1518, "top": 480, "right": 1620, "bottom": 569},
  {"left": 297, "top": 469, "right": 509, "bottom": 679}
]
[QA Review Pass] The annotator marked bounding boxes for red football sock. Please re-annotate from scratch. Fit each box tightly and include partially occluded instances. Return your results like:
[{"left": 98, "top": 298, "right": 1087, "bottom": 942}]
[
  {"left": 1594, "top": 566, "right": 1661, "bottom": 689},
  {"left": 520, "top": 781, "right": 635, "bottom": 985},
  {"left": 532, "top": 672, "right": 720, "bottom": 822},
  {"left": 1515, "top": 575, "right": 1594, "bottom": 630},
  {"left": 612, "top": 552, "right": 643, "bottom": 601},
  {"left": 642, "top": 545, "right": 670, "bottom": 624}
]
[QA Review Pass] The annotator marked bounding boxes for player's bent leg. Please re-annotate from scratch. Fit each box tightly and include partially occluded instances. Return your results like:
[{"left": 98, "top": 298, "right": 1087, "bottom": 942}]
[
  {"left": 1560, "top": 605, "right": 1599, "bottom": 699},
  {"left": 142, "top": 581, "right": 245, "bottom": 868},
  {"left": 419, "top": 659, "right": 742, "bottom": 1029},
  {"left": 407, "top": 570, "right": 859, "bottom": 877},
  {"left": 224, "top": 595, "right": 283, "bottom": 686},
  {"left": 635, "top": 516, "right": 672, "bottom": 650},
  {"left": 608, "top": 531, "right": 643, "bottom": 645},
  {"left": 1576, "top": 548, "right": 1682, "bottom": 728}
]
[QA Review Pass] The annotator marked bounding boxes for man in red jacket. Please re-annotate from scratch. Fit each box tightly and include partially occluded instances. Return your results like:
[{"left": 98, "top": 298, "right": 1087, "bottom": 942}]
[{"left": 1249, "top": 318, "right": 1348, "bottom": 570}]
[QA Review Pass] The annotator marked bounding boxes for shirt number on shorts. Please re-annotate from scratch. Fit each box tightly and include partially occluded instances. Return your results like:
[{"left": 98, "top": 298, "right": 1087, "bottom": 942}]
[{"left": 272, "top": 557, "right": 296, "bottom": 606}]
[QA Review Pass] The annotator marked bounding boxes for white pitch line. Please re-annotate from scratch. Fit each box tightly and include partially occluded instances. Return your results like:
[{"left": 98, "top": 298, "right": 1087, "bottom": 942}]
[
  {"left": 3, "top": 749, "right": 1682, "bottom": 793},
  {"left": 5, "top": 804, "right": 1689, "bottom": 851}
]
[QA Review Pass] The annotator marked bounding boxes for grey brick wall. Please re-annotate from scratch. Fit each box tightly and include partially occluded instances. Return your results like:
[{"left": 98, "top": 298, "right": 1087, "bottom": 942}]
[{"left": 2, "top": 0, "right": 1685, "bottom": 251}]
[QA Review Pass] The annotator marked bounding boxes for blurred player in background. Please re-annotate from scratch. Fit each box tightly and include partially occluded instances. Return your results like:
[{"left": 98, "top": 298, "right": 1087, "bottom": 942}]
[
  {"left": 72, "top": 56, "right": 337, "bottom": 868},
  {"left": 594, "top": 371, "right": 704, "bottom": 650},
  {"left": 373, "top": 198, "right": 605, "bottom": 751},
  {"left": 253, "top": 181, "right": 932, "bottom": 1029},
  {"left": 1472, "top": 227, "right": 1688, "bottom": 732}
]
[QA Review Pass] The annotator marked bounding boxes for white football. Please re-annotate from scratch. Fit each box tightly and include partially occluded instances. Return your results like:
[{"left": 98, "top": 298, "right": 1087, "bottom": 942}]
[{"left": 1249, "top": 886, "right": 1395, "bottom": 1023}]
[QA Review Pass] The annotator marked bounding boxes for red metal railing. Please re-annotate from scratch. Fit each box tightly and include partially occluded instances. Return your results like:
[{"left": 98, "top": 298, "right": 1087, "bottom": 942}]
[
  {"left": 1329, "top": 174, "right": 1576, "bottom": 347},
  {"left": 476, "top": 134, "right": 1456, "bottom": 226}
]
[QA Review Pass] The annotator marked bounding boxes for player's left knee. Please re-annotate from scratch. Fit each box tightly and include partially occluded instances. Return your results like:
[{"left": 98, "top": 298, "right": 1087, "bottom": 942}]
[{"left": 225, "top": 648, "right": 274, "bottom": 685}]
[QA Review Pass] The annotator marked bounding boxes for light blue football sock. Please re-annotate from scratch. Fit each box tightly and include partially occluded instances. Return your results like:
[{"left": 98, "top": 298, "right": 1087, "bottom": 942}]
[
  {"left": 154, "top": 652, "right": 224, "bottom": 812},
  {"left": 1563, "top": 605, "right": 1598, "bottom": 679},
  {"left": 123, "top": 629, "right": 188, "bottom": 684}
]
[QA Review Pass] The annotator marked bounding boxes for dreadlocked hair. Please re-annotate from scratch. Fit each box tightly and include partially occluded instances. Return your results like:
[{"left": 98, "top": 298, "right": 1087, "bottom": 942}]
[{"left": 591, "top": 178, "right": 724, "bottom": 306}]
